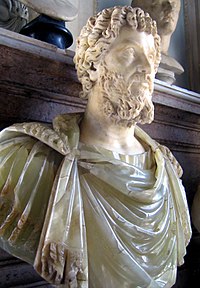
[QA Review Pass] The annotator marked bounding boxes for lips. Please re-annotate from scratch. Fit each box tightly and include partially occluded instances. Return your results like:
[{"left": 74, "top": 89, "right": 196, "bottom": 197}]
[
  {"left": 132, "top": 73, "right": 151, "bottom": 82},
  {"left": 130, "top": 73, "right": 152, "bottom": 91}
]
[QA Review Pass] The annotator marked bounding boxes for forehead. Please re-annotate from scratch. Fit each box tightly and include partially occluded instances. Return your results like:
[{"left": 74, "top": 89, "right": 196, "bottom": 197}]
[{"left": 109, "top": 26, "right": 155, "bottom": 52}]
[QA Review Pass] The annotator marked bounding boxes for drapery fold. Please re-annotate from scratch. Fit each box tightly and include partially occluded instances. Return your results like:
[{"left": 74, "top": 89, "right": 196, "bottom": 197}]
[{"left": 0, "top": 114, "right": 191, "bottom": 288}]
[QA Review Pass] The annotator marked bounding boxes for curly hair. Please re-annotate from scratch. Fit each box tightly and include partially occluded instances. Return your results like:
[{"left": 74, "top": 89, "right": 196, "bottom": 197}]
[{"left": 74, "top": 6, "right": 161, "bottom": 99}]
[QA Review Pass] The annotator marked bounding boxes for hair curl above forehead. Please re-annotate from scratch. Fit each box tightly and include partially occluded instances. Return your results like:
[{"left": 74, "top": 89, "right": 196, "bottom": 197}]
[{"left": 74, "top": 6, "right": 161, "bottom": 99}]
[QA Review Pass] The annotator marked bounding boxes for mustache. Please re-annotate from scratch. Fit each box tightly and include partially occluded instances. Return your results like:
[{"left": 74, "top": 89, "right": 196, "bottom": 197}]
[
  {"left": 100, "top": 68, "right": 154, "bottom": 95},
  {"left": 128, "top": 73, "right": 153, "bottom": 93},
  {"left": 131, "top": 73, "right": 151, "bottom": 82}
]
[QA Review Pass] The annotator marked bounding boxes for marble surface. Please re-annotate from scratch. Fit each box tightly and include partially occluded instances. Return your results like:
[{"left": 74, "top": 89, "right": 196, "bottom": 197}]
[
  {"left": 0, "top": 0, "right": 28, "bottom": 32},
  {"left": 19, "top": 0, "right": 78, "bottom": 21}
]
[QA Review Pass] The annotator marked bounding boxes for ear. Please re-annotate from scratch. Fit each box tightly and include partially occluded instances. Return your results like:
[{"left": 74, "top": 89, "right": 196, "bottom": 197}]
[{"left": 88, "top": 62, "right": 98, "bottom": 82}]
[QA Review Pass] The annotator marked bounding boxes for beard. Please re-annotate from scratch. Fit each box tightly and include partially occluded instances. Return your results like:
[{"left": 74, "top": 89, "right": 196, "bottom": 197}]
[{"left": 98, "top": 66, "right": 154, "bottom": 128}]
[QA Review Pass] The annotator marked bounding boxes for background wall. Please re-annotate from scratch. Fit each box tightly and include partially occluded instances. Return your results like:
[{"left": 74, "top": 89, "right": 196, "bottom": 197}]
[{"left": 96, "top": 0, "right": 131, "bottom": 10}]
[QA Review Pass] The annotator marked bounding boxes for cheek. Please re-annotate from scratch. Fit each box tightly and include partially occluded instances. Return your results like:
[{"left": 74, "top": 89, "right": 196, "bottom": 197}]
[
  {"left": 107, "top": 54, "right": 125, "bottom": 66},
  {"left": 104, "top": 50, "right": 137, "bottom": 74},
  {"left": 105, "top": 58, "right": 135, "bottom": 77},
  {"left": 172, "top": 10, "right": 180, "bottom": 24},
  {"left": 104, "top": 56, "right": 119, "bottom": 73},
  {"left": 150, "top": 7, "right": 162, "bottom": 19}
]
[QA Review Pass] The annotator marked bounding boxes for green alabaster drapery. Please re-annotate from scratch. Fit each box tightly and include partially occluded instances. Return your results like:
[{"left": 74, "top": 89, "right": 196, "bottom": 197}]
[{"left": 0, "top": 114, "right": 191, "bottom": 288}]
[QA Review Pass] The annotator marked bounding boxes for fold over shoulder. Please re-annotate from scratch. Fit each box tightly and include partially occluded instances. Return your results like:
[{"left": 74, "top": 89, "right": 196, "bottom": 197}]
[{"left": 0, "top": 122, "right": 64, "bottom": 264}]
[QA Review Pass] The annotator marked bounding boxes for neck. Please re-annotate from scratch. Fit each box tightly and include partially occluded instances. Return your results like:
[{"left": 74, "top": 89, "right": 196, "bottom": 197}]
[
  {"left": 80, "top": 90, "right": 145, "bottom": 155},
  {"left": 160, "top": 34, "right": 171, "bottom": 55}
]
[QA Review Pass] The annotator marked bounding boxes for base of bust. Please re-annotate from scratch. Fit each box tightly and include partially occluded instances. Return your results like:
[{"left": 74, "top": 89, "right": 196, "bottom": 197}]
[
  {"left": 156, "top": 53, "right": 184, "bottom": 85},
  {"left": 20, "top": 14, "right": 73, "bottom": 49}
]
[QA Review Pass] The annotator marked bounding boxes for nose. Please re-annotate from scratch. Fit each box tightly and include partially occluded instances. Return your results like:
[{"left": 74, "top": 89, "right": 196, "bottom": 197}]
[
  {"left": 136, "top": 56, "right": 152, "bottom": 74},
  {"left": 136, "top": 65, "right": 149, "bottom": 73}
]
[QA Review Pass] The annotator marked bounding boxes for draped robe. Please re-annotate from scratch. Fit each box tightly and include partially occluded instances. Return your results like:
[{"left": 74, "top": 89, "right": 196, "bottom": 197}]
[{"left": 0, "top": 114, "right": 191, "bottom": 288}]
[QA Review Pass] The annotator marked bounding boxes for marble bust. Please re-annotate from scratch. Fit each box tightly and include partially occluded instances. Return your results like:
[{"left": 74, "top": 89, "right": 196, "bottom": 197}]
[
  {"left": 0, "top": 0, "right": 28, "bottom": 32},
  {"left": 0, "top": 6, "right": 191, "bottom": 288},
  {"left": 131, "top": 0, "right": 184, "bottom": 84},
  {"left": 19, "top": 0, "right": 78, "bottom": 21}
]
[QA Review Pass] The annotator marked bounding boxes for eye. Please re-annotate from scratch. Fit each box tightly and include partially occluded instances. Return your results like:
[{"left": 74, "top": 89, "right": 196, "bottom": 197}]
[{"left": 122, "top": 47, "right": 136, "bottom": 61}]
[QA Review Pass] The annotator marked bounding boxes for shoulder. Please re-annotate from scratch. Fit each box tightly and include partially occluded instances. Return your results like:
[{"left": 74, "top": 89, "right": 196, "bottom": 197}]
[
  {"left": 0, "top": 121, "right": 64, "bottom": 260},
  {"left": 156, "top": 143, "right": 183, "bottom": 178},
  {"left": 135, "top": 126, "right": 183, "bottom": 178},
  {"left": 0, "top": 121, "right": 70, "bottom": 155}
]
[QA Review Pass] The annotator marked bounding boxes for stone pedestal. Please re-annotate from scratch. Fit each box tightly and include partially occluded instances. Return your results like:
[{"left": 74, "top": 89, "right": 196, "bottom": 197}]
[{"left": 156, "top": 53, "right": 184, "bottom": 85}]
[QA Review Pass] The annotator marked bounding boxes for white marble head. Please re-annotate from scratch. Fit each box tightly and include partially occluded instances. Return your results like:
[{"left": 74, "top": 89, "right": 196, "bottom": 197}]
[
  {"left": 131, "top": 0, "right": 181, "bottom": 53},
  {"left": 74, "top": 6, "right": 161, "bottom": 101}
]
